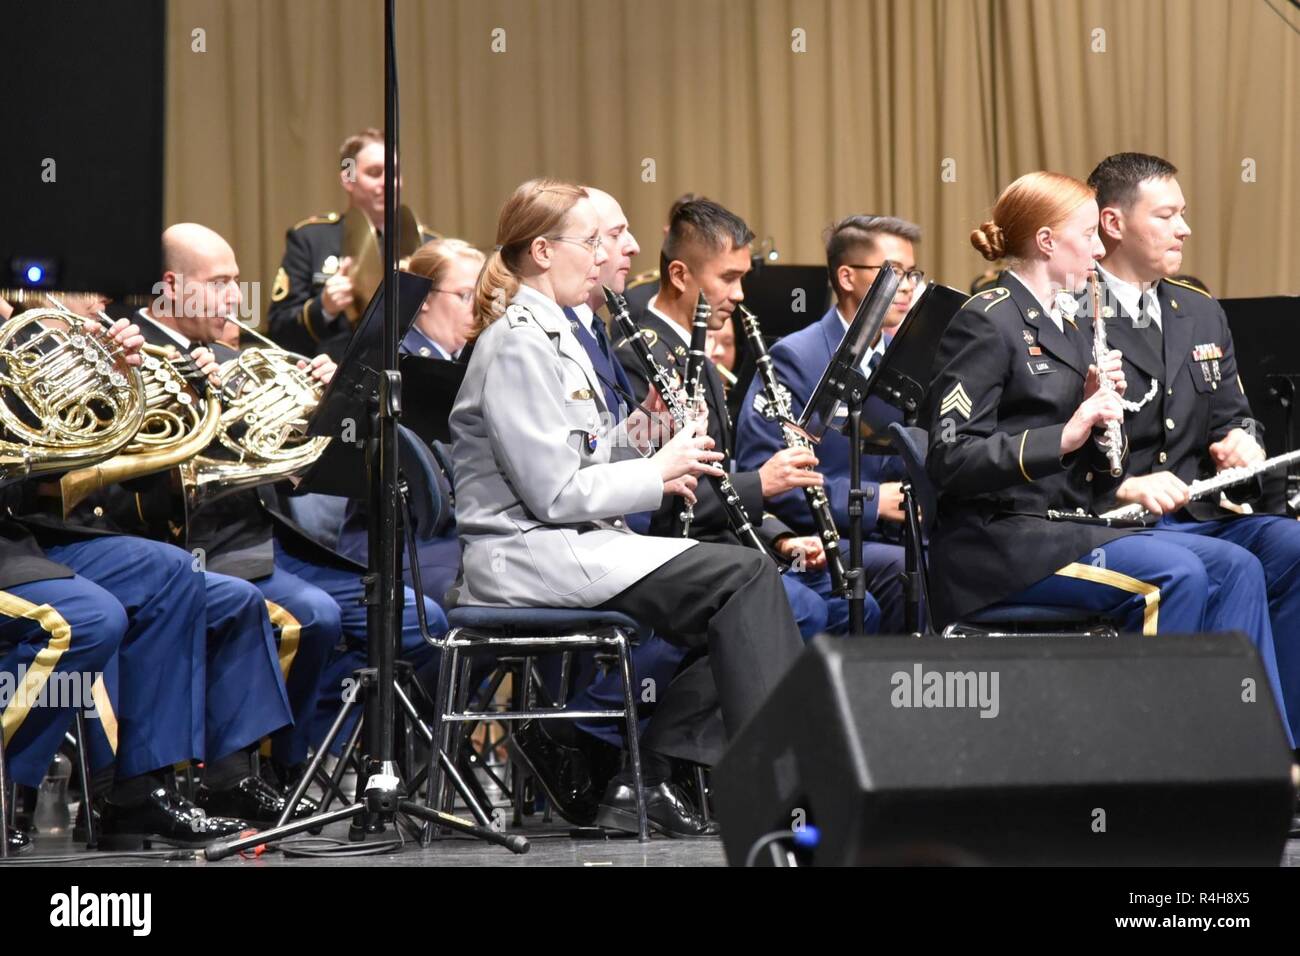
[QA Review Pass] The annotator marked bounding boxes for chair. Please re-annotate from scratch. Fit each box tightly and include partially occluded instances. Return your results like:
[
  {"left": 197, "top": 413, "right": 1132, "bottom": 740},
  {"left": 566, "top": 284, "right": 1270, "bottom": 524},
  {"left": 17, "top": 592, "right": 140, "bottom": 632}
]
[
  {"left": 425, "top": 606, "right": 650, "bottom": 842},
  {"left": 886, "top": 422, "right": 1118, "bottom": 639}
]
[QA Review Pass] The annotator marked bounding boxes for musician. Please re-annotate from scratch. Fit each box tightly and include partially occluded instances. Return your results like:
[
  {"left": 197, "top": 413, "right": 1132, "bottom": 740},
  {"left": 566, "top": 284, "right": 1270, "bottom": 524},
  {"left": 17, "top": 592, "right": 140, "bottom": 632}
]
[
  {"left": 927, "top": 172, "right": 1291, "bottom": 737},
  {"left": 615, "top": 196, "right": 861, "bottom": 638},
  {"left": 1087, "top": 151, "right": 1300, "bottom": 741},
  {"left": 735, "top": 215, "right": 923, "bottom": 631},
  {"left": 67, "top": 224, "right": 445, "bottom": 799},
  {"left": 401, "top": 238, "right": 483, "bottom": 360},
  {"left": 450, "top": 178, "right": 804, "bottom": 837},
  {"left": 7, "top": 316, "right": 264, "bottom": 848},
  {"left": 266, "top": 126, "right": 437, "bottom": 357}
]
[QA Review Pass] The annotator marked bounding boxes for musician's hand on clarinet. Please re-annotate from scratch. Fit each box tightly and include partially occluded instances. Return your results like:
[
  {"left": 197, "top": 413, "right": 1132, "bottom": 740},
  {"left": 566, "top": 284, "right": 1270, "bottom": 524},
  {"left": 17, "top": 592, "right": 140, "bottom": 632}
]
[
  {"left": 662, "top": 474, "right": 698, "bottom": 508},
  {"left": 320, "top": 256, "right": 355, "bottom": 319},
  {"left": 189, "top": 346, "right": 224, "bottom": 388},
  {"left": 1084, "top": 348, "right": 1126, "bottom": 399},
  {"left": 759, "top": 447, "right": 824, "bottom": 497},
  {"left": 1115, "top": 472, "right": 1190, "bottom": 516},
  {"left": 1209, "top": 427, "right": 1265, "bottom": 471},
  {"left": 775, "top": 535, "right": 826, "bottom": 572},
  {"left": 1061, "top": 388, "right": 1125, "bottom": 456},
  {"left": 654, "top": 417, "right": 724, "bottom": 491}
]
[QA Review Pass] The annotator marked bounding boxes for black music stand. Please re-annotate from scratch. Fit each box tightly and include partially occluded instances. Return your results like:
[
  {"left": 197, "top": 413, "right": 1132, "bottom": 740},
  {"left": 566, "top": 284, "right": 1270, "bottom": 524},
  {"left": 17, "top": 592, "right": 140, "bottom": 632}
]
[{"left": 798, "top": 276, "right": 967, "bottom": 635}]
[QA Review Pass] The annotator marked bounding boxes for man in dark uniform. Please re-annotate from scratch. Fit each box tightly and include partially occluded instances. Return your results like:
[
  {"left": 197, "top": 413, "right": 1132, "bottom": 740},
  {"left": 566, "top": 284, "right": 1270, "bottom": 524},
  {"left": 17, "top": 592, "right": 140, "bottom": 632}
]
[
  {"left": 1086, "top": 151, "right": 1300, "bottom": 744},
  {"left": 614, "top": 197, "right": 860, "bottom": 638},
  {"left": 266, "top": 127, "right": 437, "bottom": 358},
  {"left": 137, "top": 224, "right": 448, "bottom": 771}
]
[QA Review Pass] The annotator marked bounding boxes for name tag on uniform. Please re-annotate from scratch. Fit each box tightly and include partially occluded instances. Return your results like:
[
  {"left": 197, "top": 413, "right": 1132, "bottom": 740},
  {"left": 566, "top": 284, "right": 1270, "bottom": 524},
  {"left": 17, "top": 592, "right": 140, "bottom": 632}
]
[{"left": 1027, "top": 360, "right": 1055, "bottom": 375}]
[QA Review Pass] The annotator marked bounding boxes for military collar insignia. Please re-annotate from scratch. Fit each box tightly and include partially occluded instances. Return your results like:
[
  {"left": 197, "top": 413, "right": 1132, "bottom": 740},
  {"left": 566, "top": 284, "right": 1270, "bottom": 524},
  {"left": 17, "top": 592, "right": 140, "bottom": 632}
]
[{"left": 1022, "top": 330, "right": 1035, "bottom": 344}]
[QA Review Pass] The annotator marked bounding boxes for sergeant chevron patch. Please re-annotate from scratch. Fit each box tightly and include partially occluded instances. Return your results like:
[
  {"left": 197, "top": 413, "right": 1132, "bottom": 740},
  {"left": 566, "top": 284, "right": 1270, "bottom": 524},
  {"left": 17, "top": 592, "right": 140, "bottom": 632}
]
[{"left": 939, "top": 382, "right": 972, "bottom": 419}]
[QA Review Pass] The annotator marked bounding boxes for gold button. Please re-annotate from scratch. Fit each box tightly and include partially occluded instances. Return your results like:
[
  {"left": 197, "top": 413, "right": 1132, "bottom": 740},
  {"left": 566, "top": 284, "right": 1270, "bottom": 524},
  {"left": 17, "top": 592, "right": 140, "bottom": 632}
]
[
  {"left": 93, "top": 506, "right": 104, "bottom": 517},
  {"left": 1158, "top": 452, "right": 1168, "bottom": 463},
  {"left": 1165, "top": 418, "right": 1175, "bottom": 430}
]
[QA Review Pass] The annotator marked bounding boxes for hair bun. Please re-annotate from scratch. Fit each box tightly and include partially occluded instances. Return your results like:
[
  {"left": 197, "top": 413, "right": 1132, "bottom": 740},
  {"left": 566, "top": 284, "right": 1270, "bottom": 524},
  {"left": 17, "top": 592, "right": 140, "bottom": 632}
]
[{"left": 970, "top": 221, "right": 1006, "bottom": 261}]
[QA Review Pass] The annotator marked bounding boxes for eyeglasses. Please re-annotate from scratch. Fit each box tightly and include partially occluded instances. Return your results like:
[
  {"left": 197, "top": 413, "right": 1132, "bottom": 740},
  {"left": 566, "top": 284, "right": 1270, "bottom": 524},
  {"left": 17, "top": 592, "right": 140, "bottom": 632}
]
[
  {"left": 433, "top": 288, "right": 474, "bottom": 305},
  {"left": 547, "top": 235, "right": 603, "bottom": 254},
  {"left": 845, "top": 263, "right": 926, "bottom": 285}
]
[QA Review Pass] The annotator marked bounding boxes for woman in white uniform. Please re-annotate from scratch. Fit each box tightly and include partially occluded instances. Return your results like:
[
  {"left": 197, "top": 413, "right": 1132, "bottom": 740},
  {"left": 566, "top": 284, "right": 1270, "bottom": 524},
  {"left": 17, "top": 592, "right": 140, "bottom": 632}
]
[{"left": 448, "top": 178, "right": 804, "bottom": 836}]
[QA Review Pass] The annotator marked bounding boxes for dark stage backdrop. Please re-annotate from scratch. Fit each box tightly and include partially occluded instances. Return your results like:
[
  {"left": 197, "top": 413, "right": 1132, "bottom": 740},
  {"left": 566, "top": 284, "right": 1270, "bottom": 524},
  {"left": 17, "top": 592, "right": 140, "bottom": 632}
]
[{"left": 1, "top": 1, "right": 166, "bottom": 298}]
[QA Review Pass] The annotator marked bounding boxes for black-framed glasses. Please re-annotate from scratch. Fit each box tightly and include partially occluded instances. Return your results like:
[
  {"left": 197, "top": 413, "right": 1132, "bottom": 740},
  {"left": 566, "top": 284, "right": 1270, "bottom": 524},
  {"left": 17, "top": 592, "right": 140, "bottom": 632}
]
[
  {"left": 547, "top": 235, "right": 602, "bottom": 254},
  {"left": 432, "top": 288, "right": 474, "bottom": 305},
  {"left": 845, "top": 263, "right": 925, "bottom": 285}
]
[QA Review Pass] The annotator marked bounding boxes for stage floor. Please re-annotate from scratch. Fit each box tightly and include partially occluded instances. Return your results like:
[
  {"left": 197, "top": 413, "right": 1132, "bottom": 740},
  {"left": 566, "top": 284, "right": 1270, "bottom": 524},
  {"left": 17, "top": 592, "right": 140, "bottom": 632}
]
[{"left": 10, "top": 821, "right": 1300, "bottom": 867}]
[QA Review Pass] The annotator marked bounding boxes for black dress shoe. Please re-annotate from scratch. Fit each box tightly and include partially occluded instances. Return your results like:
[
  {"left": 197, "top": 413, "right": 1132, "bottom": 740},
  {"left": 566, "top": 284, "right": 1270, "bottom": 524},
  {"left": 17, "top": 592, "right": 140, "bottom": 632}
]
[
  {"left": 507, "top": 721, "right": 600, "bottom": 826},
  {"left": 5, "top": 826, "right": 33, "bottom": 855},
  {"left": 99, "top": 788, "right": 249, "bottom": 850},
  {"left": 196, "top": 775, "right": 316, "bottom": 826},
  {"left": 596, "top": 780, "right": 721, "bottom": 838}
]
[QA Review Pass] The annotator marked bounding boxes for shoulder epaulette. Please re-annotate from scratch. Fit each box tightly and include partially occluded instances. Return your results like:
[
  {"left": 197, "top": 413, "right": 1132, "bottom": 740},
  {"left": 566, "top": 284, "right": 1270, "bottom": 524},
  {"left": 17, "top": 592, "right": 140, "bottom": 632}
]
[
  {"left": 291, "top": 212, "right": 340, "bottom": 230},
  {"left": 504, "top": 303, "right": 534, "bottom": 328},
  {"left": 1163, "top": 277, "right": 1212, "bottom": 298},
  {"left": 962, "top": 287, "right": 1010, "bottom": 312},
  {"left": 626, "top": 270, "right": 659, "bottom": 290}
]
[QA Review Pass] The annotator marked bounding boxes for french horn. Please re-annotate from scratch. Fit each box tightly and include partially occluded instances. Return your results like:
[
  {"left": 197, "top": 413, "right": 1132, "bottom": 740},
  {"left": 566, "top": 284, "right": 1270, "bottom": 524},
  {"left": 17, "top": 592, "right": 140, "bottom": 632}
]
[{"left": 0, "top": 308, "right": 146, "bottom": 486}]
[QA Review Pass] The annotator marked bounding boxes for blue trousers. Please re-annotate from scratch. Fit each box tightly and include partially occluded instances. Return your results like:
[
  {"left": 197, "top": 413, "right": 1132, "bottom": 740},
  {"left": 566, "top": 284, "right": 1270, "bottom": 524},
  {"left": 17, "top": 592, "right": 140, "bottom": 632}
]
[
  {"left": 996, "top": 529, "right": 1292, "bottom": 746},
  {"left": 1, "top": 576, "right": 126, "bottom": 787},
  {"left": 46, "top": 537, "right": 292, "bottom": 772},
  {"left": 252, "top": 566, "right": 342, "bottom": 763},
  {"left": 273, "top": 541, "right": 446, "bottom": 753},
  {"left": 791, "top": 565, "right": 875, "bottom": 637},
  {"left": 1157, "top": 512, "right": 1300, "bottom": 747}
]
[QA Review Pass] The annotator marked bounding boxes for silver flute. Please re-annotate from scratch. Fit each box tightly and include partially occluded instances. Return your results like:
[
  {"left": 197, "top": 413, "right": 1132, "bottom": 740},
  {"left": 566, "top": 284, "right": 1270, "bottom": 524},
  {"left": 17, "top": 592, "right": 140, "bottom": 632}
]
[{"left": 1091, "top": 272, "right": 1125, "bottom": 477}]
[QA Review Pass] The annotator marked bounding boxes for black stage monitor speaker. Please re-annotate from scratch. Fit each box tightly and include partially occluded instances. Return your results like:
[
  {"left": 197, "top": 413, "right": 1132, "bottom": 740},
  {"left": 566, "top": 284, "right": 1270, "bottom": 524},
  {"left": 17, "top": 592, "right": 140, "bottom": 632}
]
[{"left": 714, "top": 634, "right": 1295, "bottom": 866}]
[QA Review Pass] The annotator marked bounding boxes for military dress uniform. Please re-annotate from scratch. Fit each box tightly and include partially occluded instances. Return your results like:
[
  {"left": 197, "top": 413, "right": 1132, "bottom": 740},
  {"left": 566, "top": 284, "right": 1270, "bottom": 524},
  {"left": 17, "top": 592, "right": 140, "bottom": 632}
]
[
  {"left": 926, "top": 273, "right": 1290, "bottom": 742},
  {"left": 266, "top": 212, "right": 438, "bottom": 358},
  {"left": 614, "top": 300, "right": 861, "bottom": 639},
  {"left": 1091, "top": 267, "right": 1300, "bottom": 743},
  {"left": 0, "top": 507, "right": 125, "bottom": 793},
  {"left": 448, "top": 283, "right": 804, "bottom": 765}
]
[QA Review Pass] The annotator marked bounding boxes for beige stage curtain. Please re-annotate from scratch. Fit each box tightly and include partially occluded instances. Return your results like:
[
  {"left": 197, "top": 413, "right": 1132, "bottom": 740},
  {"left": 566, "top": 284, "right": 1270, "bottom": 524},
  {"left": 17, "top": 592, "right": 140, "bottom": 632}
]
[{"left": 166, "top": 0, "right": 1299, "bottom": 321}]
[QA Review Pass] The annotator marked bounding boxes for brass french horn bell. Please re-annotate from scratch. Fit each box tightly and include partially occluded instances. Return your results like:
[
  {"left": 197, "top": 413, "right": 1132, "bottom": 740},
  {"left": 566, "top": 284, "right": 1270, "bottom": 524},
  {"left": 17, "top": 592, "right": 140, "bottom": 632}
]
[{"left": 340, "top": 204, "right": 421, "bottom": 323}]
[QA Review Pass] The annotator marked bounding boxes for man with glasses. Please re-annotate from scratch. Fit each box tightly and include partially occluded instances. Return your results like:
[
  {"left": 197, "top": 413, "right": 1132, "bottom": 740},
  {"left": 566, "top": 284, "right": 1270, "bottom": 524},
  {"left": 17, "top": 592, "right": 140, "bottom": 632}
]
[{"left": 735, "top": 215, "right": 925, "bottom": 633}]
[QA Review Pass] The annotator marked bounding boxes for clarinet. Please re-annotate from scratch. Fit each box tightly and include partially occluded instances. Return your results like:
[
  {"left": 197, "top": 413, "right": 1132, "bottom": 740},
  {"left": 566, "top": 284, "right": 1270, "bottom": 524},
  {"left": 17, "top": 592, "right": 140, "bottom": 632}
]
[
  {"left": 737, "top": 304, "right": 849, "bottom": 594},
  {"left": 602, "top": 286, "right": 772, "bottom": 558},
  {"left": 679, "top": 293, "right": 711, "bottom": 536},
  {"left": 1091, "top": 272, "right": 1125, "bottom": 477}
]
